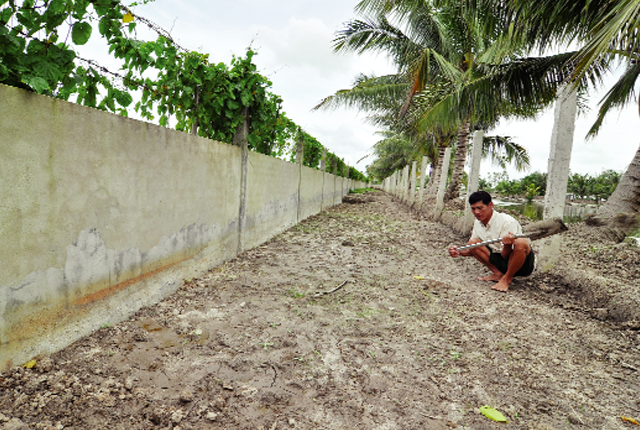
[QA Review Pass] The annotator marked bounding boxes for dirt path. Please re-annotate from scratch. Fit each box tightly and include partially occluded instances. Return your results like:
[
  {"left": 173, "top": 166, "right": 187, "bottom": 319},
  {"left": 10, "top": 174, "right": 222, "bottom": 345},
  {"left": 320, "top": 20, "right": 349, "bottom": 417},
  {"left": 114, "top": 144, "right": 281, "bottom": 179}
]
[{"left": 1, "top": 191, "right": 639, "bottom": 430}]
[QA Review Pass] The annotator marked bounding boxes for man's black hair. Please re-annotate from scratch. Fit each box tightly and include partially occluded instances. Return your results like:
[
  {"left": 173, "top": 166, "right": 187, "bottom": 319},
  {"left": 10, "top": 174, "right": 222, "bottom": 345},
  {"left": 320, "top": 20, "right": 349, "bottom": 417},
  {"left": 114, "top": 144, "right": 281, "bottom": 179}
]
[{"left": 469, "top": 190, "right": 492, "bottom": 205}]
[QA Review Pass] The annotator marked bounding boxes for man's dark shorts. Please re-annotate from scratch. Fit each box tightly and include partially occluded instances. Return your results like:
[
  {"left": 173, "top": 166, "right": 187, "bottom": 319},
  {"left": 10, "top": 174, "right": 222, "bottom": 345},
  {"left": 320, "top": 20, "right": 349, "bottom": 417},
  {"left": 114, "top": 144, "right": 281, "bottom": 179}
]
[{"left": 488, "top": 248, "right": 536, "bottom": 277}]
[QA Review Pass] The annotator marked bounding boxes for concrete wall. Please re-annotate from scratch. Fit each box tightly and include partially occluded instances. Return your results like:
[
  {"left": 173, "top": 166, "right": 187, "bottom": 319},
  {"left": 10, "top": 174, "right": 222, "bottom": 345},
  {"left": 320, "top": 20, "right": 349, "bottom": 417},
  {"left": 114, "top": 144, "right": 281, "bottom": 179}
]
[
  {"left": 0, "top": 84, "right": 361, "bottom": 369},
  {"left": 242, "top": 151, "right": 300, "bottom": 251},
  {"left": 323, "top": 173, "right": 336, "bottom": 206},
  {"left": 299, "top": 166, "right": 325, "bottom": 220}
]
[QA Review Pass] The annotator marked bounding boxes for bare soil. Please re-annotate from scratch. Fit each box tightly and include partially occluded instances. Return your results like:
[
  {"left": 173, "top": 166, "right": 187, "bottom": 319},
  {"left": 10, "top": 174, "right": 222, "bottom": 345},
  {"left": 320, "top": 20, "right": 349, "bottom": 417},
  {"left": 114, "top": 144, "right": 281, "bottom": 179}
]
[{"left": 1, "top": 191, "right": 639, "bottom": 430}]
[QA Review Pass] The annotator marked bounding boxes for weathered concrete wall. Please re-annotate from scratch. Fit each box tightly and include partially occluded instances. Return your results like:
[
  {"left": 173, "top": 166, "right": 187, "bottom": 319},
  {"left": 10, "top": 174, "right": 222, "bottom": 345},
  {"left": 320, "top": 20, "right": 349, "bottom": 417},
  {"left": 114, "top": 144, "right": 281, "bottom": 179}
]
[
  {"left": 0, "top": 84, "right": 354, "bottom": 369},
  {"left": 242, "top": 151, "right": 300, "bottom": 251},
  {"left": 299, "top": 166, "right": 325, "bottom": 220},
  {"left": 323, "top": 172, "right": 336, "bottom": 206},
  {"left": 337, "top": 176, "right": 347, "bottom": 205}
]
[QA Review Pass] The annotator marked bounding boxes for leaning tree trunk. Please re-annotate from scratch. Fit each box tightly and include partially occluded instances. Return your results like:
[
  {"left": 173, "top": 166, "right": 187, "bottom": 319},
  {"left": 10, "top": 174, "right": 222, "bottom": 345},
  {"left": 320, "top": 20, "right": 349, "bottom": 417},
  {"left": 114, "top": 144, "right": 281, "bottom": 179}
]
[
  {"left": 597, "top": 141, "right": 640, "bottom": 218},
  {"left": 444, "top": 120, "right": 471, "bottom": 201},
  {"left": 426, "top": 144, "right": 448, "bottom": 195},
  {"left": 584, "top": 142, "right": 640, "bottom": 242}
]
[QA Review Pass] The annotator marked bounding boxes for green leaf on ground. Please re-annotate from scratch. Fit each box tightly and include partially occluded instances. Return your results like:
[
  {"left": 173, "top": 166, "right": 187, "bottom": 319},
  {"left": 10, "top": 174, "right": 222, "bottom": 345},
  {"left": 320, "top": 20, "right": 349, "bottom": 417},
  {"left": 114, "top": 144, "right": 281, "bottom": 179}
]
[{"left": 480, "top": 406, "right": 508, "bottom": 423}]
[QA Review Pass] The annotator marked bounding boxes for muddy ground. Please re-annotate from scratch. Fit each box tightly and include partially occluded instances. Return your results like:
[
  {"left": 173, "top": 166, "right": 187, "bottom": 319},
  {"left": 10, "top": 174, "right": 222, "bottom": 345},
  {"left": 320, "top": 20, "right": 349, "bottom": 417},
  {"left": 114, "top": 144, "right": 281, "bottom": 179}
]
[{"left": 1, "top": 191, "right": 639, "bottom": 430}]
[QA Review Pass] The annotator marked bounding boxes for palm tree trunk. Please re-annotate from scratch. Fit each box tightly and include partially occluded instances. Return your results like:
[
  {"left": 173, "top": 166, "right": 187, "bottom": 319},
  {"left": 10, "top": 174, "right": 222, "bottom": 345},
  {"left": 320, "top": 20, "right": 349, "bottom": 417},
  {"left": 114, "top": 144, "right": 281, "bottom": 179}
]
[
  {"left": 426, "top": 144, "right": 447, "bottom": 195},
  {"left": 445, "top": 120, "right": 471, "bottom": 201},
  {"left": 597, "top": 141, "right": 640, "bottom": 218}
]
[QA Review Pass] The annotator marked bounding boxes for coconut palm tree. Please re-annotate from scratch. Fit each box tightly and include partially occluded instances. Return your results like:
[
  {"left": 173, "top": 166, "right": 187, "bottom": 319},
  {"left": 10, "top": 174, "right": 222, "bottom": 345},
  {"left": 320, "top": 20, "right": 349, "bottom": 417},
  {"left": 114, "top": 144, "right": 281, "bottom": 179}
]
[
  {"left": 317, "top": 74, "right": 532, "bottom": 194},
  {"left": 317, "top": 74, "right": 458, "bottom": 185},
  {"left": 322, "top": 0, "right": 577, "bottom": 201},
  {"left": 366, "top": 130, "right": 436, "bottom": 180},
  {"left": 464, "top": 0, "right": 640, "bottom": 219},
  {"left": 329, "top": 0, "right": 475, "bottom": 200}
]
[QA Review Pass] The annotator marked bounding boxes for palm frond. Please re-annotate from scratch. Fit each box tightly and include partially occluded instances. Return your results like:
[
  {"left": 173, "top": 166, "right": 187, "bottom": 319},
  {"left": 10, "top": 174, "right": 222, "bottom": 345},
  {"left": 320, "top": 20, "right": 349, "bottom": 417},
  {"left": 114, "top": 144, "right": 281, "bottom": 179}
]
[
  {"left": 573, "top": 0, "right": 640, "bottom": 83},
  {"left": 313, "top": 74, "right": 409, "bottom": 112},
  {"left": 333, "top": 17, "right": 425, "bottom": 70},
  {"left": 588, "top": 59, "right": 640, "bottom": 136},
  {"left": 480, "top": 135, "right": 531, "bottom": 171}
]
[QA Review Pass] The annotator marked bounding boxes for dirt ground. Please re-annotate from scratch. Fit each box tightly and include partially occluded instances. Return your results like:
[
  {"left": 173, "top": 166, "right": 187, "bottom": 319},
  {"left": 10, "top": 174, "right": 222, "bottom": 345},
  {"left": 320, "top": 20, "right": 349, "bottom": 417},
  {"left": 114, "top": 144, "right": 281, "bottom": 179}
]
[{"left": 1, "top": 190, "right": 639, "bottom": 430}]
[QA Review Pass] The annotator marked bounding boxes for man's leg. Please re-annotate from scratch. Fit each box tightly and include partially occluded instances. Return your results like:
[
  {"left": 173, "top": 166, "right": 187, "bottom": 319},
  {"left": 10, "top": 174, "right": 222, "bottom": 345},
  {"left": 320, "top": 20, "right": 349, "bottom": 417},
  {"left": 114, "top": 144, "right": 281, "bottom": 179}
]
[
  {"left": 492, "top": 238, "right": 531, "bottom": 292},
  {"left": 465, "top": 241, "right": 503, "bottom": 281}
]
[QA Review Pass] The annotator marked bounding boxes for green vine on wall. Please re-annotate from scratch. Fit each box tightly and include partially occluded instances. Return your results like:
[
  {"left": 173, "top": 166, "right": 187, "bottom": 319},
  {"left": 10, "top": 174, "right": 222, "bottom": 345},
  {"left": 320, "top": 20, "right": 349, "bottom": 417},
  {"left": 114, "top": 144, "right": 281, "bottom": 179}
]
[{"left": 1, "top": 0, "right": 368, "bottom": 179}]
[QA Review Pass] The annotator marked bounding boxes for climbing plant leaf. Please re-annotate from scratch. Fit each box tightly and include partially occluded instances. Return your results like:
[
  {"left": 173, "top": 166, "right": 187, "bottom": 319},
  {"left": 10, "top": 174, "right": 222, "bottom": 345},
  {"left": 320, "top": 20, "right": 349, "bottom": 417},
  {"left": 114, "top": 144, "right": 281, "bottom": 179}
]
[
  {"left": 71, "top": 21, "right": 92, "bottom": 45},
  {"left": 0, "top": 0, "right": 368, "bottom": 180}
]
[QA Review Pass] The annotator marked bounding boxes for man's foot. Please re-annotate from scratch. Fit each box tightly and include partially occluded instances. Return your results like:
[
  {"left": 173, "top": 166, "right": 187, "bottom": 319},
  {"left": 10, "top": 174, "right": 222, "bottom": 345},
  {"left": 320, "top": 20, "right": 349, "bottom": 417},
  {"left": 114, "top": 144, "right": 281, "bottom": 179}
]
[
  {"left": 478, "top": 273, "right": 502, "bottom": 282},
  {"left": 491, "top": 279, "right": 510, "bottom": 292}
]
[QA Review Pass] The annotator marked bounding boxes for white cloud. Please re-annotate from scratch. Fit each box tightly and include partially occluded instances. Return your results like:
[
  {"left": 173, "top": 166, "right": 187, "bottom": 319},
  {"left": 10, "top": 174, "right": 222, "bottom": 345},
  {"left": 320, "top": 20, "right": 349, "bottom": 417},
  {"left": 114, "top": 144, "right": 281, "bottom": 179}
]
[{"left": 258, "top": 18, "right": 349, "bottom": 76}]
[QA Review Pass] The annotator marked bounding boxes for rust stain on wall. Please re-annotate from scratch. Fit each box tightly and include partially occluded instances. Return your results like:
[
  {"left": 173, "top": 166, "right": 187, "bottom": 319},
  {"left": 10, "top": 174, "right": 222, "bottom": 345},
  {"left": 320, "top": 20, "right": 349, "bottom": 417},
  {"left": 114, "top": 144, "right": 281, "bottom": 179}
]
[
  {"left": 72, "top": 259, "right": 183, "bottom": 307},
  {"left": 1, "top": 254, "right": 194, "bottom": 371}
]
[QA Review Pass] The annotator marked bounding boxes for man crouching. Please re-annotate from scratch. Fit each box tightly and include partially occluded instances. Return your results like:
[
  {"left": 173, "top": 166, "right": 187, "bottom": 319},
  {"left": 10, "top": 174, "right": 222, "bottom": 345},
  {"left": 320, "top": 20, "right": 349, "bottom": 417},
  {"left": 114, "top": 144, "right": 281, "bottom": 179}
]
[{"left": 448, "top": 191, "right": 535, "bottom": 292}]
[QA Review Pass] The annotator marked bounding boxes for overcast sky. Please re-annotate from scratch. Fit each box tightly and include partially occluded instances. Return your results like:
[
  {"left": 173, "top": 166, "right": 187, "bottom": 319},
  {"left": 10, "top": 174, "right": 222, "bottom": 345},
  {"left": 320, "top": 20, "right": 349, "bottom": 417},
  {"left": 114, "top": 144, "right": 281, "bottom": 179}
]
[{"left": 83, "top": 0, "right": 639, "bottom": 180}]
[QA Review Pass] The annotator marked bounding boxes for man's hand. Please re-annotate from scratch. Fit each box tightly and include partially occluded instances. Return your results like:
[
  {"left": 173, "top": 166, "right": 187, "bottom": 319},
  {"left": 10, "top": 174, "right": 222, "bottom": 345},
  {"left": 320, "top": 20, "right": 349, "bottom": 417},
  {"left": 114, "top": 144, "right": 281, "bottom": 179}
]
[
  {"left": 501, "top": 232, "right": 515, "bottom": 246},
  {"left": 448, "top": 245, "right": 460, "bottom": 258}
]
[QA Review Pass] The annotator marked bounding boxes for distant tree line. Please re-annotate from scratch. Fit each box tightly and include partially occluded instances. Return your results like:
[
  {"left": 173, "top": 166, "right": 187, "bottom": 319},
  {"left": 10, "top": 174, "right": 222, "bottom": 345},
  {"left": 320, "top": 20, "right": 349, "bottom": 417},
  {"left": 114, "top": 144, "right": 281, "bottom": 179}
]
[{"left": 479, "top": 170, "right": 621, "bottom": 204}]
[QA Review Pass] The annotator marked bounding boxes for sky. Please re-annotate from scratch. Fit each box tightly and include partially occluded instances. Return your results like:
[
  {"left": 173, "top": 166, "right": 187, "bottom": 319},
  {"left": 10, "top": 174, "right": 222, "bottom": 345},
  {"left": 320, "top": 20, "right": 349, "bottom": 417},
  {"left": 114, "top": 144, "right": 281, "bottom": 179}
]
[{"left": 80, "top": 0, "right": 639, "bottom": 180}]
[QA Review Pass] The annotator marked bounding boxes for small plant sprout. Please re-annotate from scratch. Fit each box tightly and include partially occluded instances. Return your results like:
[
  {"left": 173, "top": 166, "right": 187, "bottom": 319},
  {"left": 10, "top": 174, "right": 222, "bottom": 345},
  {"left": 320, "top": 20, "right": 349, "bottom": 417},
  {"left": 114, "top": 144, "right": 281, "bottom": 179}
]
[{"left": 259, "top": 342, "right": 274, "bottom": 350}]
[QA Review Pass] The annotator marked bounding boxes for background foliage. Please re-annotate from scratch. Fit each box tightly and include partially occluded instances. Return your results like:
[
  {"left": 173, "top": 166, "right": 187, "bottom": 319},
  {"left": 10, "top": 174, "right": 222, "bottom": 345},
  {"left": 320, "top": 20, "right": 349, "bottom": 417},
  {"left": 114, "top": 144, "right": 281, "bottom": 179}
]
[{"left": 480, "top": 170, "right": 621, "bottom": 203}]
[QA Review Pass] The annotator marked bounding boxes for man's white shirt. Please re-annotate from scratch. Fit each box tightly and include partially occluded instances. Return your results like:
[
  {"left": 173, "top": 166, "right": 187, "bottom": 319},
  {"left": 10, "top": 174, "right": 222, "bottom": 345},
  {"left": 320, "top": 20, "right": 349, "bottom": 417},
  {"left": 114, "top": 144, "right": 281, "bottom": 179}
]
[{"left": 470, "top": 210, "right": 523, "bottom": 253}]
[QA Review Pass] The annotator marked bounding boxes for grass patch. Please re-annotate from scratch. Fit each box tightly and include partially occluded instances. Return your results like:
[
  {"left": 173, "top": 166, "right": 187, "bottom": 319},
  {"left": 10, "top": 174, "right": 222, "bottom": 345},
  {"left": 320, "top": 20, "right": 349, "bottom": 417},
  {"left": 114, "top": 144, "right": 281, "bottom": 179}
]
[
  {"left": 286, "top": 288, "right": 306, "bottom": 298},
  {"left": 349, "top": 188, "right": 377, "bottom": 194}
]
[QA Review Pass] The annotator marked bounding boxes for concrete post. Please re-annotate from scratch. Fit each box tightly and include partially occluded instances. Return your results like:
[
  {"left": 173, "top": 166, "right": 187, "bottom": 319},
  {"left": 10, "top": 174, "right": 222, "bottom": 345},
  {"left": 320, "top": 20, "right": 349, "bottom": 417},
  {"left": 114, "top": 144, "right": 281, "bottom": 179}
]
[
  {"left": 296, "top": 136, "right": 304, "bottom": 165},
  {"left": 410, "top": 161, "right": 417, "bottom": 207},
  {"left": 191, "top": 86, "right": 200, "bottom": 136},
  {"left": 403, "top": 166, "right": 410, "bottom": 203},
  {"left": 390, "top": 172, "right": 395, "bottom": 196},
  {"left": 233, "top": 107, "right": 250, "bottom": 253},
  {"left": 393, "top": 171, "right": 398, "bottom": 196},
  {"left": 296, "top": 135, "right": 304, "bottom": 221},
  {"left": 540, "top": 86, "right": 577, "bottom": 270},
  {"left": 434, "top": 147, "right": 452, "bottom": 220},
  {"left": 232, "top": 107, "right": 249, "bottom": 148},
  {"left": 464, "top": 129, "right": 485, "bottom": 231},
  {"left": 320, "top": 149, "right": 327, "bottom": 211},
  {"left": 320, "top": 148, "right": 327, "bottom": 172},
  {"left": 345, "top": 165, "right": 351, "bottom": 195},
  {"left": 419, "top": 156, "right": 429, "bottom": 207}
]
